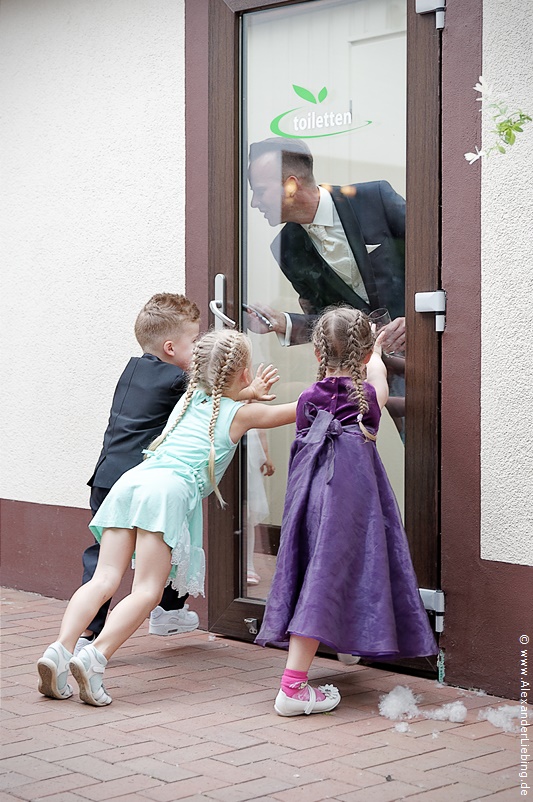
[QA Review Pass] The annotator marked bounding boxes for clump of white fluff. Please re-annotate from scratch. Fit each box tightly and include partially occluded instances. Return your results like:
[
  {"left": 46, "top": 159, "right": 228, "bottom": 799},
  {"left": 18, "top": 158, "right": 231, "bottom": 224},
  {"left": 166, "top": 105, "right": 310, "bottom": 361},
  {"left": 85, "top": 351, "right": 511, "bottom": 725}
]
[
  {"left": 378, "top": 686, "right": 421, "bottom": 720},
  {"left": 394, "top": 721, "right": 411, "bottom": 733},
  {"left": 423, "top": 701, "right": 467, "bottom": 723},
  {"left": 478, "top": 705, "right": 526, "bottom": 734},
  {"left": 378, "top": 686, "right": 469, "bottom": 727}
]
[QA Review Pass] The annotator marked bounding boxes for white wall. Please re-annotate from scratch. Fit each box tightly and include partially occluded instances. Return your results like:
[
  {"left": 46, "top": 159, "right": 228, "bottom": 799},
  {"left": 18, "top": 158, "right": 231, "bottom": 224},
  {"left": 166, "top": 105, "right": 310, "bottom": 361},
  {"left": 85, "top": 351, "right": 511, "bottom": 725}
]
[
  {"left": 480, "top": 0, "right": 533, "bottom": 565},
  {"left": 0, "top": 0, "right": 185, "bottom": 509},
  {"left": 5, "top": 0, "right": 530, "bottom": 571}
]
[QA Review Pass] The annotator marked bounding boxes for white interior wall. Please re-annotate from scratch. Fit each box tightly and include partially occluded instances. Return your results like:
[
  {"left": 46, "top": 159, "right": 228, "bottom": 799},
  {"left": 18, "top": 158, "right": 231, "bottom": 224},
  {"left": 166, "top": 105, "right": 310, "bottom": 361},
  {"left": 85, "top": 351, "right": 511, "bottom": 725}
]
[
  {"left": 480, "top": 0, "right": 533, "bottom": 565},
  {"left": 0, "top": 0, "right": 185, "bottom": 509}
]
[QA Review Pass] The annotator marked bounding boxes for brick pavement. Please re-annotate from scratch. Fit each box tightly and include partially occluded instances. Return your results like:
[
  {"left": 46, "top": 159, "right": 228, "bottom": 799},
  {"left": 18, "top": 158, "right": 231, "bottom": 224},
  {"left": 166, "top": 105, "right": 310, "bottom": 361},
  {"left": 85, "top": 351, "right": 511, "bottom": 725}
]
[{"left": 0, "top": 588, "right": 525, "bottom": 801}]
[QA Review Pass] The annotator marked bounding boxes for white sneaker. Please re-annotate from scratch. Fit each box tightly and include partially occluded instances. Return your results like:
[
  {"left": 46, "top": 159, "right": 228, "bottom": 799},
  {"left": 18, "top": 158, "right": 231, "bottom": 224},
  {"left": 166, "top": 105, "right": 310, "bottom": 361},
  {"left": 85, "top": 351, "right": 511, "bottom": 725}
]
[
  {"left": 73, "top": 634, "right": 96, "bottom": 657},
  {"left": 337, "top": 653, "right": 361, "bottom": 665},
  {"left": 149, "top": 604, "right": 200, "bottom": 636},
  {"left": 37, "top": 641, "right": 73, "bottom": 700},
  {"left": 69, "top": 644, "right": 112, "bottom": 707}
]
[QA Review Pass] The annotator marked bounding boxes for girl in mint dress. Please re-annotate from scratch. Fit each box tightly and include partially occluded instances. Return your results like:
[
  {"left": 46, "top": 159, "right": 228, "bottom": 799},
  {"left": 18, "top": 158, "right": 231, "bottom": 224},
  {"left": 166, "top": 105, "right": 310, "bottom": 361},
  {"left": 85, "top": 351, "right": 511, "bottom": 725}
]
[
  {"left": 89, "top": 387, "right": 242, "bottom": 599},
  {"left": 37, "top": 330, "right": 296, "bottom": 707}
]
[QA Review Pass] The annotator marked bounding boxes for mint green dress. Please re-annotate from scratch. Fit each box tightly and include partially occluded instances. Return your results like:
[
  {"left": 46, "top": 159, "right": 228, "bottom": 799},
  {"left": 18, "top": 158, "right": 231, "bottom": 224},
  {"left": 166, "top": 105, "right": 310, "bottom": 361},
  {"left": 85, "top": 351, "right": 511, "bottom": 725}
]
[{"left": 89, "top": 390, "right": 243, "bottom": 597}]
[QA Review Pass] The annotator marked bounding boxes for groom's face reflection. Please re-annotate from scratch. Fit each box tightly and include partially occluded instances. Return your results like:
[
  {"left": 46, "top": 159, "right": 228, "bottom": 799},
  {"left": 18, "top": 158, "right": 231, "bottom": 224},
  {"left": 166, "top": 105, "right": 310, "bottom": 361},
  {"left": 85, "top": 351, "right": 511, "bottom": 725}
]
[{"left": 249, "top": 152, "right": 289, "bottom": 227}]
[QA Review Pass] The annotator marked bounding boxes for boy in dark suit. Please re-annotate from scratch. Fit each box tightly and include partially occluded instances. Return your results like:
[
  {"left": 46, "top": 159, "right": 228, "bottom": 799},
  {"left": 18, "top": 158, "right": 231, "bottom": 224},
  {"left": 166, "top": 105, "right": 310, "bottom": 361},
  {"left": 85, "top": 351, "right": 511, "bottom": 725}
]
[{"left": 76, "top": 293, "right": 201, "bottom": 654}]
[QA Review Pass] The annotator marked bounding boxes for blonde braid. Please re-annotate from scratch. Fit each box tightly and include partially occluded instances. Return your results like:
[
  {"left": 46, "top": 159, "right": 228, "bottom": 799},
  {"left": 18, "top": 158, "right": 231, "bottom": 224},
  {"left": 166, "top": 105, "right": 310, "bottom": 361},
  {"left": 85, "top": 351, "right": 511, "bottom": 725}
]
[
  {"left": 344, "top": 312, "right": 376, "bottom": 441},
  {"left": 348, "top": 362, "right": 376, "bottom": 442},
  {"left": 206, "top": 331, "right": 252, "bottom": 506},
  {"left": 312, "top": 305, "right": 376, "bottom": 442},
  {"left": 206, "top": 336, "right": 240, "bottom": 507},
  {"left": 346, "top": 321, "right": 369, "bottom": 414},
  {"left": 144, "top": 328, "right": 252, "bottom": 504},
  {"left": 144, "top": 354, "right": 199, "bottom": 457},
  {"left": 314, "top": 323, "right": 330, "bottom": 381},
  {"left": 207, "top": 385, "right": 225, "bottom": 505}
]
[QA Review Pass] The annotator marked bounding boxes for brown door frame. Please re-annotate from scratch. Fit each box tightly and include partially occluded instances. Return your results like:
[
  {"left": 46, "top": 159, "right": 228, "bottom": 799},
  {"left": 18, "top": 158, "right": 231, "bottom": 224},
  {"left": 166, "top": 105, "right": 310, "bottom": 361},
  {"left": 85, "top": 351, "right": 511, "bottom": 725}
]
[
  {"left": 185, "top": 0, "right": 442, "bottom": 646},
  {"left": 405, "top": 10, "right": 441, "bottom": 591}
]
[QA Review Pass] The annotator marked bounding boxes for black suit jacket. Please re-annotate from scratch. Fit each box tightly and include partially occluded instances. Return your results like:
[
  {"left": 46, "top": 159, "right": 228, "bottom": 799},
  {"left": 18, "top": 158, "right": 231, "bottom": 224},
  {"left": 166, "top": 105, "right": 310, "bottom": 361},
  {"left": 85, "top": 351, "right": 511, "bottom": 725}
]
[
  {"left": 271, "top": 181, "right": 405, "bottom": 344},
  {"left": 87, "top": 354, "right": 187, "bottom": 490}
]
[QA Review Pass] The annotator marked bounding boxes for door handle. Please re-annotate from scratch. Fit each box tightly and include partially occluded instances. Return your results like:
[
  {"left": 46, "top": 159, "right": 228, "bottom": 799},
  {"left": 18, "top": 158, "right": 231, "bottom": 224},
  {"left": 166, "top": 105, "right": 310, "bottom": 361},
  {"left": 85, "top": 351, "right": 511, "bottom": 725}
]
[{"left": 209, "top": 273, "right": 236, "bottom": 330}]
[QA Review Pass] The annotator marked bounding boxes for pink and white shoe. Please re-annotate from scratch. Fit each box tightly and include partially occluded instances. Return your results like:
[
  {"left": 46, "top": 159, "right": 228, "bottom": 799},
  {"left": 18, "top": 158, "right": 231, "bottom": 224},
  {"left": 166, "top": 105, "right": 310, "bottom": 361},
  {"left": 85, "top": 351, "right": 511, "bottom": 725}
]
[{"left": 274, "top": 682, "right": 341, "bottom": 716}]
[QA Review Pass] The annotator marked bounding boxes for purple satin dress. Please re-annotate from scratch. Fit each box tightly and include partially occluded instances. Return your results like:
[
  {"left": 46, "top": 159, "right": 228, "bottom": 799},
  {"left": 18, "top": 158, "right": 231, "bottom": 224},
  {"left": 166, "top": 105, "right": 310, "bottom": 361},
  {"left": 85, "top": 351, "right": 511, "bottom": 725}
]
[{"left": 255, "top": 377, "right": 438, "bottom": 659}]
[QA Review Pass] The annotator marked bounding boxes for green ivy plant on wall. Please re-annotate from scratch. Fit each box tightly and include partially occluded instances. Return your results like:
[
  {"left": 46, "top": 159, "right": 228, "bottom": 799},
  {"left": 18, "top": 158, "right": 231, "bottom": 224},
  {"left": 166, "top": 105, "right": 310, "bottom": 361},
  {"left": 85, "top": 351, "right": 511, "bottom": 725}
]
[{"left": 465, "top": 76, "right": 531, "bottom": 164}]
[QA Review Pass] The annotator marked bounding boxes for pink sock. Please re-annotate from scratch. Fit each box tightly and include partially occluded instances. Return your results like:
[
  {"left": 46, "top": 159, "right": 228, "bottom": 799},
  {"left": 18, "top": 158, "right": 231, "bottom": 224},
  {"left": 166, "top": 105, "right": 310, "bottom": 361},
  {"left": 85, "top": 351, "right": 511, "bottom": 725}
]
[{"left": 281, "top": 669, "right": 325, "bottom": 702}]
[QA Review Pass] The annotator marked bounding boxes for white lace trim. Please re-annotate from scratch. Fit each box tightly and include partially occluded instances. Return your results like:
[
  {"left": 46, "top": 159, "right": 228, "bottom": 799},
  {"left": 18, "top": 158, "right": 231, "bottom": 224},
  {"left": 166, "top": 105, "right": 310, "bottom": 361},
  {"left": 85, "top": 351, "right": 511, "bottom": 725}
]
[{"left": 168, "top": 540, "right": 206, "bottom": 598}]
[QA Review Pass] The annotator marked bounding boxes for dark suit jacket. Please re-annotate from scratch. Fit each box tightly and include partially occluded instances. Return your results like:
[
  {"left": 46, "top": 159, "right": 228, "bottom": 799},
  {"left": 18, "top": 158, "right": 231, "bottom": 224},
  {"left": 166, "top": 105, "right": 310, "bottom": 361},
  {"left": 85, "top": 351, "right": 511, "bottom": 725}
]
[
  {"left": 87, "top": 354, "right": 187, "bottom": 490},
  {"left": 271, "top": 181, "right": 405, "bottom": 344}
]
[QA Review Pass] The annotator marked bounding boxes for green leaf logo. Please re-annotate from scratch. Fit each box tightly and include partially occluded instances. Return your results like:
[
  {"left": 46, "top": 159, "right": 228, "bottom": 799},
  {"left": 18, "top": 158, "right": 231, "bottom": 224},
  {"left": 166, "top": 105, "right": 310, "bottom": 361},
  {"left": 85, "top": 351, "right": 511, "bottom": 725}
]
[
  {"left": 292, "top": 85, "right": 329, "bottom": 104},
  {"left": 292, "top": 84, "right": 317, "bottom": 104}
]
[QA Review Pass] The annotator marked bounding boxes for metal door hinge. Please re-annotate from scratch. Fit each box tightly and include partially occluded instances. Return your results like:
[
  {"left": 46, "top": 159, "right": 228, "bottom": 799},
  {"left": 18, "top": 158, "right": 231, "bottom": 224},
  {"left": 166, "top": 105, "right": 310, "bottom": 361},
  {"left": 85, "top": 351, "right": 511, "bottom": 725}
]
[
  {"left": 415, "top": 289, "right": 446, "bottom": 332},
  {"left": 419, "top": 588, "right": 445, "bottom": 633},
  {"left": 416, "top": 0, "right": 446, "bottom": 29}
]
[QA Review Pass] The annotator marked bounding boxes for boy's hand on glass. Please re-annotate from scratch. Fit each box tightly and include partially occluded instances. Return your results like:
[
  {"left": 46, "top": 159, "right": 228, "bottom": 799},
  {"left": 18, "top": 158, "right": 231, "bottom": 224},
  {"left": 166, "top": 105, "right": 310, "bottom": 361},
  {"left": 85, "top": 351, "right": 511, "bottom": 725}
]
[{"left": 248, "top": 363, "right": 279, "bottom": 401}]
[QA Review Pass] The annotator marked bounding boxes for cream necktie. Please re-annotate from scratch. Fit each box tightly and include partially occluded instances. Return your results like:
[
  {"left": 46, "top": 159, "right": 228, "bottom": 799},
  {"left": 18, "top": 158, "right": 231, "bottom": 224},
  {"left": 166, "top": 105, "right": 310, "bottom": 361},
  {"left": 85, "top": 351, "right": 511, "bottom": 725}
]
[{"left": 307, "top": 224, "right": 336, "bottom": 253}]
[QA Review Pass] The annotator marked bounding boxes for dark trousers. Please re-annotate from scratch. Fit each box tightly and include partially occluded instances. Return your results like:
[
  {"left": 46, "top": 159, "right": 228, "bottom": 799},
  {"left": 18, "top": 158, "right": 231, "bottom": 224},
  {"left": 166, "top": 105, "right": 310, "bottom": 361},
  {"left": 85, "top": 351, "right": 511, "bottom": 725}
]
[{"left": 82, "top": 485, "right": 188, "bottom": 636}]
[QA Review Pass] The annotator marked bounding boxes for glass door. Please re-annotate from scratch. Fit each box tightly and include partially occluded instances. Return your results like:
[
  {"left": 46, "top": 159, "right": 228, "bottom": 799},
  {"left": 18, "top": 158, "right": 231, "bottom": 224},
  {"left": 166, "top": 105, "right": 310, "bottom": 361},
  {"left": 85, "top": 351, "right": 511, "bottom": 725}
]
[
  {"left": 240, "top": 0, "right": 407, "bottom": 599},
  {"left": 185, "top": 0, "right": 441, "bottom": 668}
]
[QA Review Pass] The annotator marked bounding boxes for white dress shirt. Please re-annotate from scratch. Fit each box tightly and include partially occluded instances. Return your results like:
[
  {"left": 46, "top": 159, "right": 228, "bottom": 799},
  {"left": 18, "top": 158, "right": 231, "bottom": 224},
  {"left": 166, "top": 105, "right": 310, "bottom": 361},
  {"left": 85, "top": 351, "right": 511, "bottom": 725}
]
[
  {"left": 302, "top": 186, "right": 369, "bottom": 303},
  {"left": 279, "top": 186, "right": 372, "bottom": 346}
]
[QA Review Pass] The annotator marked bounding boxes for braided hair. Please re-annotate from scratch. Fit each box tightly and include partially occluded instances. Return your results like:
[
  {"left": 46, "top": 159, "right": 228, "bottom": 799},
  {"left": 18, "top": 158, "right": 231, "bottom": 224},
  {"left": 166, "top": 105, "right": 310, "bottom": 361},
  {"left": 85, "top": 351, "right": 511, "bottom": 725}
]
[
  {"left": 145, "top": 329, "right": 252, "bottom": 505},
  {"left": 312, "top": 305, "right": 376, "bottom": 441}
]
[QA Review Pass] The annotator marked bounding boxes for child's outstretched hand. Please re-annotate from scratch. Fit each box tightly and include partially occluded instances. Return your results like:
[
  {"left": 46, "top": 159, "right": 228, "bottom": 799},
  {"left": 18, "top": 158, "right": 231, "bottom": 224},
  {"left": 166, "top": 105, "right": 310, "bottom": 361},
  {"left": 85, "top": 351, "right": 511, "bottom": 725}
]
[
  {"left": 242, "top": 363, "right": 279, "bottom": 402},
  {"left": 373, "top": 330, "right": 386, "bottom": 357}
]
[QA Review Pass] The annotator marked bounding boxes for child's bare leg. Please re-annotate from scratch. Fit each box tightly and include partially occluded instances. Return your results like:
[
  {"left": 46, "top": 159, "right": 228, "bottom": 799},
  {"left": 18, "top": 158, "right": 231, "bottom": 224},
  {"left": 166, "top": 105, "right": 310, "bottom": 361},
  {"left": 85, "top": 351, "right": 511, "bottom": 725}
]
[
  {"left": 67, "top": 529, "right": 171, "bottom": 707},
  {"left": 37, "top": 527, "right": 134, "bottom": 701},
  {"left": 58, "top": 528, "right": 135, "bottom": 654},
  {"left": 286, "top": 635, "right": 320, "bottom": 672},
  {"left": 283, "top": 635, "right": 323, "bottom": 699},
  {"left": 274, "top": 634, "right": 341, "bottom": 717},
  {"left": 92, "top": 528, "right": 172, "bottom": 660}
]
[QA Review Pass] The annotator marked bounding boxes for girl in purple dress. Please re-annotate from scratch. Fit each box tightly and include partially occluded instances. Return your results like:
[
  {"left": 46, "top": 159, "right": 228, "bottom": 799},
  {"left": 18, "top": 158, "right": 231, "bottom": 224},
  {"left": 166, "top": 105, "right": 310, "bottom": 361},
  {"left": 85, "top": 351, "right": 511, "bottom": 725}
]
[{"left": 256, "top": 306, "right": 437, "bottom": 716}]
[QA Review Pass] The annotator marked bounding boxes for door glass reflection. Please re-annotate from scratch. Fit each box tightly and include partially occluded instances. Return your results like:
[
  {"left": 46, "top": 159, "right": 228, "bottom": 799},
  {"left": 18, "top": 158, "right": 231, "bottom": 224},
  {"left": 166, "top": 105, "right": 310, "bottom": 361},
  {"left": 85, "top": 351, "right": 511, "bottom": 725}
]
[{"left": 240, "top": 0, "right": 407, "bottom": 599}]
